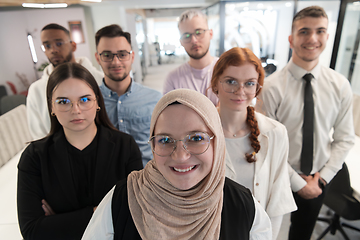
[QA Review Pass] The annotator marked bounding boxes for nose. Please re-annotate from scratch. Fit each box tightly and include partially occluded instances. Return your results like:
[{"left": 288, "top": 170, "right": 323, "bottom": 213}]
[
  {"left": 171, "top": 141, "right": 191, "bottom": 161},
  {"left": 233, "top": 84, "right": 246, "bottom": 95},
  {"left": 112, "top": 54, "right": 121, "bottom": 64},
  {"left": 70, "top": 102, "right": 81, "bottom": 114},
  {"left": 50, "top": 44, "right": 59, "bottom": 54},
  {"left": 190, "top": 34, "right": 199, "bottom": 43}
]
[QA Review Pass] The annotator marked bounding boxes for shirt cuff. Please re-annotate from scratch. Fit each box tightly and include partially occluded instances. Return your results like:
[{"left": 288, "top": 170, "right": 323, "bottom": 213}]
[
  {"left": 319, "top": 166, "right": 337, "bottom": 184},
  {"left": 291, "top": 173, "right": 307, "bottom": 192}
]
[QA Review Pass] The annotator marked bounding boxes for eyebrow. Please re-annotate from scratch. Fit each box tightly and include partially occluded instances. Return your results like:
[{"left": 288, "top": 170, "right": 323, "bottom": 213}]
[
  {"left": 298, "top": 27, "right": 327, "bottom": 32},
  {"left": 55, "top": 94, "right": 93, "bottom": 100},
  {"left": 42, "top": 38, "right": 65, "bottom": 44},
  {"left": 223, "top": 76, "right": 258, "bottom": 81}
]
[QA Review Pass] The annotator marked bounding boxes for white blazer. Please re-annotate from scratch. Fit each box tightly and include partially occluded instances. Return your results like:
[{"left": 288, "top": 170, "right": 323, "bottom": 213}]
[{"left": 225, "top": 112, "right": 297, "bottom": 218}]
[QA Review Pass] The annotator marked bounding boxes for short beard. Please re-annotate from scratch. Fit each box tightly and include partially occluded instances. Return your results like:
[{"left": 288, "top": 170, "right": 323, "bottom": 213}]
[
  {"left": 186, "top": 47, "right": 209, "bottom": 60},
  {"left": 51, "top": 51, "right": 73, "bottom": 68},
  {"left": 105, "top": 71, "right": 129, "bottom": 82}
]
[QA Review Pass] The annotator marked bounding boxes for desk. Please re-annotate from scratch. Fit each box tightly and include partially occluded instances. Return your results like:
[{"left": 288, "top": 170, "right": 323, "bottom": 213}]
[
  {"left": 0, "top": 149, "right": 24, "bottom": 240},
  {"left": 345, "top": 135, "right": 360, "bottom": 201}
]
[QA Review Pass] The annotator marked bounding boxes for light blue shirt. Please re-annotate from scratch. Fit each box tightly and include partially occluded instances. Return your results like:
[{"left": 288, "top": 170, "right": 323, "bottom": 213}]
[{"left": 100, "top": 79, "right": 162, "bottom": 166}]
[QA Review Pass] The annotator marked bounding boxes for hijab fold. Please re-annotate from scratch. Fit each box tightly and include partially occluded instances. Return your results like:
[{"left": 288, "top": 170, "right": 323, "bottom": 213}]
[{"left": 127, "top": 89, "right": 226, "bottom": 240}]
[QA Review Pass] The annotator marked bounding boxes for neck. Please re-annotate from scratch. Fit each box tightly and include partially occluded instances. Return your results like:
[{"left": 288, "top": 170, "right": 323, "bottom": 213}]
[
  {"left": 104, "top": 76, "right": 131, "bottom": 96},
  {"left": 63, "top": 122, "right": 97, "bottom": 150},
  {"left": 219, "top": 106, "right": 249, "bottom": 138},
  {"left": 292, "top": 55, "right": 319, "bottom": 71},
  {"left": 188, "top": 53, "right": 214, "bottom": 69}
]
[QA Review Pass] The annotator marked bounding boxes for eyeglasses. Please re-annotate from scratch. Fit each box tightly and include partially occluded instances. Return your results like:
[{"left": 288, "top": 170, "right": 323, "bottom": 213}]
[
  {"left": 220, "top": 79, "right": 262, "bottom": 95},
  {"left": 148, "top": 132, "right": 214, "bottom": 157},
  {"left": 41, "top": 40, "right": 71, "bottom": 52},
  {"left": 53, "top": 96, "right": 96, "bottom": 112},
  {"left": 99, "top": 50, "right": 132, "bottom": 62},
  {"left": 180, "top": 29, "right": 209, "bottom": 43}
]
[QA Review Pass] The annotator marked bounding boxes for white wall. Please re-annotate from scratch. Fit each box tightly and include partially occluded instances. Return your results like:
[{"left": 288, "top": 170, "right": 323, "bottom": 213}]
[{"left": 0, "top": 7, "right": 91, "bottom": 93}]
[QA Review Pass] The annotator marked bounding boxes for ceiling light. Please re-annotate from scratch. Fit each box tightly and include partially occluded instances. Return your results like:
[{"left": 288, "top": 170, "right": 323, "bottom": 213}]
[
  {"left": 285, "top": 2, "right": 292, "bottom": 7},
  {"left": 22, "top": 3, "right": 68, "bottom": 8},
  {"left": 81, "top": 0, "right": 102, "bottom": 2}
]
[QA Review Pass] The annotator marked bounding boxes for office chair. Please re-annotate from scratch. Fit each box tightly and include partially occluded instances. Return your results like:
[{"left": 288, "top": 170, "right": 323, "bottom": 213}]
[
  {"left": 0, "top": 94, "right": 26, "bottom": 115},
  {"left": 316, "top": 163, "right": 360, "bottom": 240}
]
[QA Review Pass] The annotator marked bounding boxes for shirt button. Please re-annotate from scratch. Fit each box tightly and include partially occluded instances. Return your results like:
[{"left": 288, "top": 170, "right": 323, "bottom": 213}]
[
  {"left": 256, "top": 183, "right": 259, "bottom": 186},
  {"left": 120, "top": 119, "right": 123, "bottom": 123},
  {"left": 118, "top": 100, "right": 122, "bottom": 104}
]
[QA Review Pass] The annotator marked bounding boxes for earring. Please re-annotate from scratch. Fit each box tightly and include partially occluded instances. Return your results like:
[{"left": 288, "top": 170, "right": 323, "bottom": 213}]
[
  {"left": 51, "top": 112, "right": 55, "bottom": 116},
  {"left": 97, "top": 107, "right": 100, "bottom": 112}
]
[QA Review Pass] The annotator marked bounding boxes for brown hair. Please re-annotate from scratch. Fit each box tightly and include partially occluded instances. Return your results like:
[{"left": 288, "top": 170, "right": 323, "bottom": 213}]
[
  {"left": 292, "top": 6, "right": 328, "bottom": 32},
  {"left": 211, "top": 47, "right": 265, "bottom": 163},
  {"left": 46, "top": 62, "right": 118, "bottom": 136}
]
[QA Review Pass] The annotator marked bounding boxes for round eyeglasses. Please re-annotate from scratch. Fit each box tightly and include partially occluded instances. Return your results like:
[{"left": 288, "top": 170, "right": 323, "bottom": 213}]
[
  {"left": 148, "top": 132, "right": 214, "bottom": 157},
  {"left": 99, "top": 50, "right": 132, "bottom": 62},
  {"left": 180, "top": 29, "right": 209, "bottom": 43},
  {"left": 220, "top": 79, "right": 262, "bottom": 95},
  {"left": 53, "top": 97, "right": 96, "bottom": 112}
]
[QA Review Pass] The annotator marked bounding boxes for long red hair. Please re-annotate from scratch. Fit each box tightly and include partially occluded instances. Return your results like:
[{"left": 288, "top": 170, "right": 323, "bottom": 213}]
[{"left": 211, "top": 47, "right": 265, "bottom": 163}]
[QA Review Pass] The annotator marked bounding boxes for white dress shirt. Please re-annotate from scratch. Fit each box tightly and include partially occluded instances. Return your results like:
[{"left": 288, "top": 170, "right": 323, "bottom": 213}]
[{"left": 259, "top": 59, "right": 355, "bottom": 191}]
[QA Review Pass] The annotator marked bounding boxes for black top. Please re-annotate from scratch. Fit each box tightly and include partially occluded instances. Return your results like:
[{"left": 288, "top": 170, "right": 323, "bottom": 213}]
[
  {"left": 111, "top": 177, "right": 255, "bottom": 240},
  {"left": 68, "top": 131, "right": 98, "bottom": 207},
  {"left": 17, "top": 125, "right": 143, "bottom": 240}
]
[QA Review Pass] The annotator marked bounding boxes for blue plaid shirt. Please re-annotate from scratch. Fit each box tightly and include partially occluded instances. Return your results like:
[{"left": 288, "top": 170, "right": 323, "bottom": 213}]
[{"left": 100, "top": 79, "right": 162, "bottom": 166}]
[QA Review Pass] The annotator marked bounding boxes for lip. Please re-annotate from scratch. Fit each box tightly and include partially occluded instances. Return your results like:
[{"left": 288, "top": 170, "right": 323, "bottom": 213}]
[
  {"left": 170, "top": 165, "right": 198, "bottom": 174},
  {"left": 70, "top": 119, "right": 84, "bottom": 124},
  {"left": 110, "top": 67, "right": 124, "bottom": 73},
  {"left": 303, "top": 45, "right": 320, "bottom": 50},
  {"left": 191, "top": 45, "right": 201, "bottom": 51},
  {"left": 230, "top": 98, "right": 247, "bottom": 103},
  {"left": 51, "top": 57, "right": 62, "bottom": 62}
]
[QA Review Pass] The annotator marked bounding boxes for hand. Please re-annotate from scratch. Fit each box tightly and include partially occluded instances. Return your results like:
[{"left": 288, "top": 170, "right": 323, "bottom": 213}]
[
  {"left": 93, "top": 206, "right": 97, "bottom": 212},
  {"left": 42, "top": 199, "right": 56, "bottom": 216},
  {"left": 297, "top": 172, "right": 322, "bottom": 199}
]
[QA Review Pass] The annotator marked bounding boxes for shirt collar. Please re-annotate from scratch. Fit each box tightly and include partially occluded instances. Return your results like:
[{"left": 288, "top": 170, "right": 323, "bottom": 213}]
[
  {"left": 288, "top": 58, "right": 321, "bottom": 81},
  {"left": 100, "top": 78, "right": 134, "bottom": 97}
]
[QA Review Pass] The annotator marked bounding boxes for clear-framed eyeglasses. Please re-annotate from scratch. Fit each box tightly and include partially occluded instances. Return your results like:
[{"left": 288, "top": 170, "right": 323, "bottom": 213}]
[
  {"left": 99, "top": 50, "right": 132, "bottom": 62},
  {"left": 41, "top": 40, "right": 72, "bottom": 52},
  {"left": 53, "top": 96, "right": 96, "bottom": 112},
  {"left": 148, "top": 132, "right": 214, "bottom": 157},
  {"left": 220, "top": 79, "right": 262, "bottom": 95},
  {"left": 180, "top": 29, "right": 209, "bottom": 43}
]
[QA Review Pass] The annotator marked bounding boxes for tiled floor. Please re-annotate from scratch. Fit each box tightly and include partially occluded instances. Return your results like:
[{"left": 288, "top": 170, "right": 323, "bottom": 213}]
[{"left": 142, "top": 56, "right": 360, "bottom": 240}]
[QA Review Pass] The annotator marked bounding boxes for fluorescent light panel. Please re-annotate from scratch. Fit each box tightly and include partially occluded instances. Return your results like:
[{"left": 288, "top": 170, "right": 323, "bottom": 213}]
[
  {"left": 27, "top": 34, "right": 38, "bottom": 63},
  {"left": 81, "top": 0, "right": 102, "bottom": 2},
  {"left": 22, "top": 3, "right": 68, "bottom": 8}
]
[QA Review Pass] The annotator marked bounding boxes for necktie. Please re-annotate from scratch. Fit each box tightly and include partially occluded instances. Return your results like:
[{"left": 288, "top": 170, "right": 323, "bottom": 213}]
[{"left": 300, "top": 73, "right": 314, "bottom": 175}]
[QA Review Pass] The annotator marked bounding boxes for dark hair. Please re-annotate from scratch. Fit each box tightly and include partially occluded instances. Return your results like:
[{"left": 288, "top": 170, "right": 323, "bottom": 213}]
[
  {"left": 211, "top": 47, "right": 264, "bottom": 163},
  {"left": 41, "top": 23, "right": 70, "bottom": 37},
  {"left": 292, "top": 6, "right": 328, "bottom": 32},
  {"left": 95, "top": 24, "right": 131, "bottom": 47},
  {"left": 46, "top": 62, "right": 118, "bottom": 136}
]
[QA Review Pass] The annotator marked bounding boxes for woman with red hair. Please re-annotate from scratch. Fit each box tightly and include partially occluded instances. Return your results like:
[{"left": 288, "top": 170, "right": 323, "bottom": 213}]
[{"left": 211, "top": 47, "right": 297, "bottom": 239}]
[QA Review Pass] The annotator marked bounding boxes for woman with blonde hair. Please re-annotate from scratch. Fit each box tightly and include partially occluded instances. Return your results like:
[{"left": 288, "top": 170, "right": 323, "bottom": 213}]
[{"left": 211, "top": 47, "right": 297, "bottom": 239}]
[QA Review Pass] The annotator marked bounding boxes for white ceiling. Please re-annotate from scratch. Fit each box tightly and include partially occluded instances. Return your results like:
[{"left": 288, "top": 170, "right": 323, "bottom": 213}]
[{"left": 0, "top": 0, "right": 217, "bottom": 9}]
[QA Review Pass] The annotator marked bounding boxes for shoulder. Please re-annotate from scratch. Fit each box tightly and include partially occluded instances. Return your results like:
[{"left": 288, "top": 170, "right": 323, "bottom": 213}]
[
  {"left": 320, "top": 66, "right": 351, "bottom": 90},
  {"left": 223, "top": 177, "right": 254, "bottom": 205},
  {"left": 133, "top": 82, "right": 162, "bottom": 100},
  {"left": 255, "top": 112, "right": 287, "bottom": 134},
  {"left": 166, "top": 63, "right": 190, "bottom": 79},
  {"left": 18, "top": 136, "right": 53, "bottom": 169},
  {"left": 100, "top": 125, "right": 135, "bottom": 143},
  {"left": 263, "top": 65, "right": 290, "bottom": 91}
]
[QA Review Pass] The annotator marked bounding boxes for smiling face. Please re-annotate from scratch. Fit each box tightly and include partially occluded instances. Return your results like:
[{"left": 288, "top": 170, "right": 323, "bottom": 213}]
[
  {"left": 153, "top": 104, "right": 214, "bottom": 190},
  {"left": 95, "top": 36, "right": 134, "bottom": 85},
  {"left": 51, "top": 77, "right": 98, "bottom": 135},
  {"left": 216, "top": 64, "right": 259, "bottom": 112},
  {"left": 41, "top": 29, "right": 76, "bottom": 67},
  {"left": 179, "top": 16, "right": 213, "bottom": 60},
  {"left": 289, "top": 16, "right": 329, "bottom": 69}
]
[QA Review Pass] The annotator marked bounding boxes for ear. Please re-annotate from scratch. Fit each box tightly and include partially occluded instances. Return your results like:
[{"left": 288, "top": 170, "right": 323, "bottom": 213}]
[
  {"left": 209, "top": 29, "right": 213, "bottom": 40},
  {"left": 71, "top": 41, "right": 77, "bottom": 52},
  {"left": 95, "top": 52, "right": 101, "bottom": 65},
  {"left": 130, "top": 50, "right": 135, "bottom": 64},
  {"left": 288, "top": 35, "right": 293, "bottom": 49}
]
